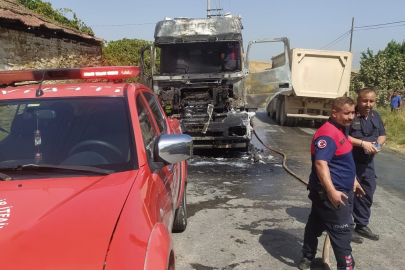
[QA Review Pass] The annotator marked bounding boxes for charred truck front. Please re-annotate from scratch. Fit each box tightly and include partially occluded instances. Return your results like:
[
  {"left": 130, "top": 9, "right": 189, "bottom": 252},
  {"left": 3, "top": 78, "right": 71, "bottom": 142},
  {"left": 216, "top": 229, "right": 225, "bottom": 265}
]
[{"left": 140, "top": 16, "right": 292, "bottom": 150}]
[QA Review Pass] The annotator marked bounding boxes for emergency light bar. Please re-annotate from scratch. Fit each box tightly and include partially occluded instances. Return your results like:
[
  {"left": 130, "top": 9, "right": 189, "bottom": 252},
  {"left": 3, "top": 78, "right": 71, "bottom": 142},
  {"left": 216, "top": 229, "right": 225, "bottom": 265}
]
[{"left": 0, "top": 66, "right": 140, "bottom": 86}]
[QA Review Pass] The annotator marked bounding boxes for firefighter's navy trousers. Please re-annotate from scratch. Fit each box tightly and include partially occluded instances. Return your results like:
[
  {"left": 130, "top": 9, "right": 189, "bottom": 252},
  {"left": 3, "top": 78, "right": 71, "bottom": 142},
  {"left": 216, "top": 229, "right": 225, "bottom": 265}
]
[
  {"left": 302, "top": 190, "right": 355, "bottom": 270},
  {"left": 349, "top": 160, "right": 377, "bottom": 227}
]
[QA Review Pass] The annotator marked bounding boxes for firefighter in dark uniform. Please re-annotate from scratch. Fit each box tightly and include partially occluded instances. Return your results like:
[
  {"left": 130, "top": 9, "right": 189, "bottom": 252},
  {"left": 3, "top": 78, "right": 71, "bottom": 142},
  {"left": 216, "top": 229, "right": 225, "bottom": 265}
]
[
  {"left": 299, "top": 97, "right": 364, "bottom": 270},
  {"left": 348, "top": 88, "right": 386, "bottom": 243}
]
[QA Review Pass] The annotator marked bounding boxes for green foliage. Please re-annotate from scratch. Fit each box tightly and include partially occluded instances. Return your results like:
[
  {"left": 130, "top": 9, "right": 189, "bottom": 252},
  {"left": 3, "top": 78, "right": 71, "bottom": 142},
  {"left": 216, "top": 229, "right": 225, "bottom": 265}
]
[
  {"left": 377, "top": 107, "right": 405, "bottom": 147},
  {"left": 384, "top": 40, "right": 405, "bottom": 57},
  {"left": 17, "top": 0, "right": 94, "bottom": 35},
  {"left": 102, "top": 39, "right": 160, "bottom": 82},
  {"left": 349, "top": 73, "right": 363, "bottom": 94},
  {"left": 351, "top": 40, "right": 405, "bottom": 107}
]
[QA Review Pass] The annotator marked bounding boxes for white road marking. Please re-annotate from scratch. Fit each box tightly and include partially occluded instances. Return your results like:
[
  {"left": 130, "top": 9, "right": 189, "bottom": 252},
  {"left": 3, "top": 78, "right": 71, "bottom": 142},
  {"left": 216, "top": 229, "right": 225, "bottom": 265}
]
[
  {"left": 299, "top": 128, "right": 316, "bottom": 135},
  {"left": 278, "top": 128, "right": 285, "bottom": 133}
]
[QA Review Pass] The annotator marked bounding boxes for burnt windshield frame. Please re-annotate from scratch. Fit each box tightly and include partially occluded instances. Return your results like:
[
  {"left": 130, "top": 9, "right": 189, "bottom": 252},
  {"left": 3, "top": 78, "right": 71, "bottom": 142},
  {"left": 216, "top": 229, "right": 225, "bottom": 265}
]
[
  {"left": 0, "top": 96, "right": 138, "bottom": 173},
  {"left": 158, "top": 42, "right": 241, "bottom": 75}
]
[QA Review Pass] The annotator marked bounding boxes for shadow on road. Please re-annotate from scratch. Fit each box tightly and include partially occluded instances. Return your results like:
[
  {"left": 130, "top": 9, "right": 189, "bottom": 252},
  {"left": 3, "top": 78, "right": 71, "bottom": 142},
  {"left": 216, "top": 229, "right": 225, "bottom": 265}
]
[
  {"left": 286, "top": 206, "right": 310, "bottom": 224},
  {"left": 254, "top": 111, "right": 276, "bottom": 125},
  {"left": 259, "top": 229, "right": 303, "bottom": 268}
]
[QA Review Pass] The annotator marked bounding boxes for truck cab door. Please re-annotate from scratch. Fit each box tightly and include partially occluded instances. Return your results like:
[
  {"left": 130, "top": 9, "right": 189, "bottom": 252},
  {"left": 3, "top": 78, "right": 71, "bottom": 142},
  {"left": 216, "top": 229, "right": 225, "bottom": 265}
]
[
  {"left": 243, "top": 37, "right": 292, "bottom": 109},
  {"left": 140, "top": 45, "right": 154, "bottom": 89}
]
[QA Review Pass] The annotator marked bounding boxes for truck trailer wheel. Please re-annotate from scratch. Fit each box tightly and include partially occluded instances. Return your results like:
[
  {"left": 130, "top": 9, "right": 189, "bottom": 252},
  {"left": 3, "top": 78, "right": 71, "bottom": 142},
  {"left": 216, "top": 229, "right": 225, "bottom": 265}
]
[
  {"left": 288, "top": 117, "right": 298, "bottom": 127},
  {"left": 314, "top": 119, "right": 327, "bottom": 128},
  {"left": 267, "top": 99, "right": 276, "bottom": 119},
  {"left": 279, "top": 100, "right": 289, "bottom": 126},
  {"left": 275, "top": 99, "right": 282, "bottom": 125}
]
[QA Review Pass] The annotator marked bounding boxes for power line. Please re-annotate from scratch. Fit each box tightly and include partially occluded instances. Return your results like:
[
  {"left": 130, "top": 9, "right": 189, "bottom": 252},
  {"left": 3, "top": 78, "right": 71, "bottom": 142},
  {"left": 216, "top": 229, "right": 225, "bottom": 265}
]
[
  {"left": 91, "top": 22, "right": 156, "bottom": 27},
  {"left": 354, "top": 20, "right": 405, "bottom": 29},
  {"left": 320, "top": 19, "right": 405, "bottom": 50},
  {"left": 354, "top": 22, "right": 405, "bottom": 31},
  {"left": 320, "top": 30, "right": 351, "bottom": 50},
  {"left": 91, "top": 17, "right": 405, "bottom": 33},
  {"left": 323, "top": 31, "right": 351, "bottom": 50},
  {"left": 339, "top": 33, "right": 351, "bottom": 51}
]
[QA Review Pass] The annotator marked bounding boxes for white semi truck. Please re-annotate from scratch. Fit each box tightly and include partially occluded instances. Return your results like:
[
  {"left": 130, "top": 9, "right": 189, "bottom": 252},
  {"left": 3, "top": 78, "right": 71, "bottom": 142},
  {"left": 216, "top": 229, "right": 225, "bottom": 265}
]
[{"left": 266, "top": 49, "right": 353, "bottom": 126}]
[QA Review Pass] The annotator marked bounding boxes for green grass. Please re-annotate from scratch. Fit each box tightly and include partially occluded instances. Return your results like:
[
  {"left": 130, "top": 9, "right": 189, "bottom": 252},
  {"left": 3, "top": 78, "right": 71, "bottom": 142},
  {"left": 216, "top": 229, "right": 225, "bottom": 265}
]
[
  {"left": 0, "top": 106, "right": 17, "bottom": 141},
  {"left": 376, "top": 107, "right": 405, "bottom": 148}
]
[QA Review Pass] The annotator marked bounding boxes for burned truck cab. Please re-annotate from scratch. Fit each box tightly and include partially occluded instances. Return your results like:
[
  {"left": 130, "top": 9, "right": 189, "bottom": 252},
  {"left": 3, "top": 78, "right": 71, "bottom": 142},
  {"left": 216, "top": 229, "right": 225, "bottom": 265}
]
[{"left": 140, "top": 16, "right": 292, "bottom": 150}]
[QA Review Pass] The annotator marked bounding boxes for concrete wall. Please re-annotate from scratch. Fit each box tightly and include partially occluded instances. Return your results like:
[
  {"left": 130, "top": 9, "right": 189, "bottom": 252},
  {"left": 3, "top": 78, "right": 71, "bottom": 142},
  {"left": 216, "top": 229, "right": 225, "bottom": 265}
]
[{"left": 0, "top": 26, "right": 102, "bottom": 70}]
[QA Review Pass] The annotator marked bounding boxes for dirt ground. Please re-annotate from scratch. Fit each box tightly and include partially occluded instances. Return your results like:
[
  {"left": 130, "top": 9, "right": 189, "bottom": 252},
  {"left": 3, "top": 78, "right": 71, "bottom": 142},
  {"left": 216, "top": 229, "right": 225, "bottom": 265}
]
[{"left": 249, "top": 60, "right": 272, "bottom": 73}]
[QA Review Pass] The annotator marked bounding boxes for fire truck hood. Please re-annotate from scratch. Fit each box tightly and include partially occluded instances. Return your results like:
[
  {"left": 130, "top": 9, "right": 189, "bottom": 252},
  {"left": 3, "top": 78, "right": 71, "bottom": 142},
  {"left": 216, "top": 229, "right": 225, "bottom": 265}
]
[{"left": 0, "top": 170, "right": 138, "bottom": 269}]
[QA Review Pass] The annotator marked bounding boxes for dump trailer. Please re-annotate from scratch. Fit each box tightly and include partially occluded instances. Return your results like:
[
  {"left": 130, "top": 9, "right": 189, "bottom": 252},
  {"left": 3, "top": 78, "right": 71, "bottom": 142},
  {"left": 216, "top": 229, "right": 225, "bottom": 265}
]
[
  {"left": 140, "top": 16, "right": 292, "bottom": 149},
  {"left": 266, "top": 48, "right": 353, "bottom": 126}
]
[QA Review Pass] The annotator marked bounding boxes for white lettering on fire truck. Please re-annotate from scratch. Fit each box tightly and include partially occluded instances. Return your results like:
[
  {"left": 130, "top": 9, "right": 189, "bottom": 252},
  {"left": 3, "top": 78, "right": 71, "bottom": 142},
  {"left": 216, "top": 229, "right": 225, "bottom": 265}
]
[{"left": 0, "top": 199, "right": 12, "bottom": 230}]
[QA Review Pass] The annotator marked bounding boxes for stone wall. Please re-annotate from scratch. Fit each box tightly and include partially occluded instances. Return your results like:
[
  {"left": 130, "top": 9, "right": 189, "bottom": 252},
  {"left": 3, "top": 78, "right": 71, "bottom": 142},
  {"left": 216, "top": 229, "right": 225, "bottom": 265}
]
[{"left": 0, "top": 26, "right": 102, "bottom": 71}]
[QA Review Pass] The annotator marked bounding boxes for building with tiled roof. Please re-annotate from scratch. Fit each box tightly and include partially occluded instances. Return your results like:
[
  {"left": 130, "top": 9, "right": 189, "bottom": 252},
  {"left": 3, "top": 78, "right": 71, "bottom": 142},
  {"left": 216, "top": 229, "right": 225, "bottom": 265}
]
[{"left": 0, "top": 0, "right": 102, "bottom": 70}]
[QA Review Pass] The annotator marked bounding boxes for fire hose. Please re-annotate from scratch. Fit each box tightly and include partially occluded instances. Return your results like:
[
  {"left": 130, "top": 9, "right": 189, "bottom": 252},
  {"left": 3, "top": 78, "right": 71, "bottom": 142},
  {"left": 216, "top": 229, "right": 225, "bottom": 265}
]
[{"left": 252, "top": 129, "right": 331, "bottom": 270}]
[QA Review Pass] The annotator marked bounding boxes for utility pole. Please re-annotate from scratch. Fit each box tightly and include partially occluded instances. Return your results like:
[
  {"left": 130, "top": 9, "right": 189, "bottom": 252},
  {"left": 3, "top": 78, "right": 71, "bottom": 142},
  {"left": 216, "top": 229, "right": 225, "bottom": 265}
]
[
  {"left": 349, "top": 17, "right": 354, "bottom": 52},
  {"left": 207, "top": 0, "right": 222, "bottom": 17}
]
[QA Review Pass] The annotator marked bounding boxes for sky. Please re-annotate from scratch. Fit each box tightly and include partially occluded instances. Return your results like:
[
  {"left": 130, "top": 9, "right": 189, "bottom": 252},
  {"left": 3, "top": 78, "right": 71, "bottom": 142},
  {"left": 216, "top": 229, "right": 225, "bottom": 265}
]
[{"left": 48, "top": 0, "right": 405, "bottom": 69}]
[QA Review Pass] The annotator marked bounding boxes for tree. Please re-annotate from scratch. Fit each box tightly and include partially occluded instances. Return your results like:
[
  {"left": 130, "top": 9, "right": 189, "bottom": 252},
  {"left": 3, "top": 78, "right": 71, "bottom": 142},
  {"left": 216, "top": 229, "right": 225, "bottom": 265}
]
[
  {"left": 351, "top": 40, "right": 405, "bottom": 106},
  {"left": 102, "top": 39, "right": 160, "bottom": 82},
  {"left": 17, "top": 0, "right": 94, "bottom": 35}
]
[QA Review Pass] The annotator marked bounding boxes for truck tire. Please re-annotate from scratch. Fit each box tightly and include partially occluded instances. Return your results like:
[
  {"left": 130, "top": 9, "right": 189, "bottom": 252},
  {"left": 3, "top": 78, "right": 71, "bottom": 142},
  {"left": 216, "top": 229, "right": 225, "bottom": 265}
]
[
  {"left": 173, "top": 183, "right": 187, "bottom": 232},
  {"left": 279, "top": 100, "right": 289, "bottom": 126},
  {"left": 275, "top": 99, "right": 282, "bottom": 125},
  {"left": 314, "top": 119, "right": 327, "bottom": 128},
  {"left": 288, "top": 117, "right": 298, "bottom": 127},
  {"left": 267, "top": 99, "right": 276, "bottom": 119}
]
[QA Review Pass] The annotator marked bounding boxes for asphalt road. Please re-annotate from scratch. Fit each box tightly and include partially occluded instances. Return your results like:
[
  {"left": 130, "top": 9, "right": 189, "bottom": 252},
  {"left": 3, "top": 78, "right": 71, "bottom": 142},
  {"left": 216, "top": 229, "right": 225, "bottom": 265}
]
[{"left": 173, "top": 109, "right": 405, "bottom": 270}]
